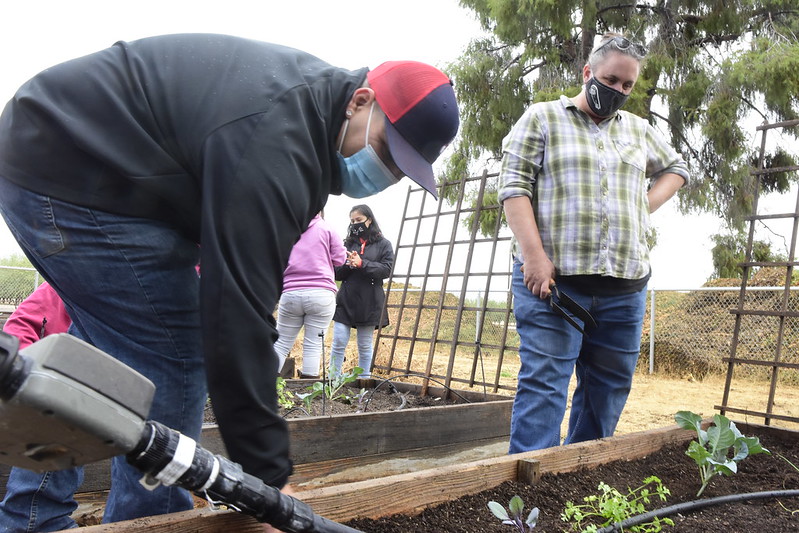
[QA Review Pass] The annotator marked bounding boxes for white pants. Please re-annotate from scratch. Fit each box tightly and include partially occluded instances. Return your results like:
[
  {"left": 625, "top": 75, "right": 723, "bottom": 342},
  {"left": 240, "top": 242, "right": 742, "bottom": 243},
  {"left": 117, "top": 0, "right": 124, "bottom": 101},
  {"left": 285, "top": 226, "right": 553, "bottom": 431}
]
[
  {"left": 274, "top": 289, "right": 336, "bottom": 375},
  {"left": 329, "top": 320, "right": 375, "bottom": 378}
]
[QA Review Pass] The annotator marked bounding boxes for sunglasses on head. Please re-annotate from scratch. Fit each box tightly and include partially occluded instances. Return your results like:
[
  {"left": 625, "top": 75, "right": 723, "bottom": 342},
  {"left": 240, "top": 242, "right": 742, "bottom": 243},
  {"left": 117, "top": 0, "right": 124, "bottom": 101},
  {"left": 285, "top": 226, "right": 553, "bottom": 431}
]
[{"left": 595, "top": 36, "right": 647, "bottom": 58}]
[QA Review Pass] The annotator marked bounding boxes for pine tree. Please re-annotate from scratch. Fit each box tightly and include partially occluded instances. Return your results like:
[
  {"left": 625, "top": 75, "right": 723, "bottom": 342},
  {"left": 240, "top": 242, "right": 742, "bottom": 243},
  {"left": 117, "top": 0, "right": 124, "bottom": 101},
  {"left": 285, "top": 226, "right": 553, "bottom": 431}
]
[{"left": 444, "top": 0, "right": 799, "bottom": 232}]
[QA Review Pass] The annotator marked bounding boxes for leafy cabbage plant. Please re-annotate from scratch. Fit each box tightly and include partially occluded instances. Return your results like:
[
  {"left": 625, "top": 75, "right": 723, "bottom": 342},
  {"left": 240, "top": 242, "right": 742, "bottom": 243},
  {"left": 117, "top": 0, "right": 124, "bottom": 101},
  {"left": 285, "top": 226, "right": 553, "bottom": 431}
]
[
  {"left": 296, "top": 366, "right": 363, "bottom": 413},
  {"left": 675, "top": 410, "right": 770, "bottom": 497}
]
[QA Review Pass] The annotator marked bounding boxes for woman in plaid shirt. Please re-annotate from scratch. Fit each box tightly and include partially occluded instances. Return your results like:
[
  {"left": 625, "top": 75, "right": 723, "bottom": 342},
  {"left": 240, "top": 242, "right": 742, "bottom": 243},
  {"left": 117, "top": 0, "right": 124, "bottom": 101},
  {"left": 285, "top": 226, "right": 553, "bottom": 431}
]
[{"left": 499, "top": 33, "right": 690, "bottom": 453}]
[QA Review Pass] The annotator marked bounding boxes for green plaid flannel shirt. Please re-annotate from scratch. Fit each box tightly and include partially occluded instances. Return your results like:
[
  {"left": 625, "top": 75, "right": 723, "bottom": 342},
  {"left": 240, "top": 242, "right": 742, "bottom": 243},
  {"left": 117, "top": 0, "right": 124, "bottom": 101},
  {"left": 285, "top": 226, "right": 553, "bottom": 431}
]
[{"left": 498, "top": 96, "right": 690, "bottom": 280}]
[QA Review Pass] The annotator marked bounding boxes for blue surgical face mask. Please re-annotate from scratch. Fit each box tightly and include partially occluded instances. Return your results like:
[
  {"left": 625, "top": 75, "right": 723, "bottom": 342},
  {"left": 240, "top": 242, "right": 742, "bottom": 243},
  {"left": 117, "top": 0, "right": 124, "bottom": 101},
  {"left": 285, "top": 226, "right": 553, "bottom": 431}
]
[{"left": 337, "top": 103, "right": 398, "bottom": 198}]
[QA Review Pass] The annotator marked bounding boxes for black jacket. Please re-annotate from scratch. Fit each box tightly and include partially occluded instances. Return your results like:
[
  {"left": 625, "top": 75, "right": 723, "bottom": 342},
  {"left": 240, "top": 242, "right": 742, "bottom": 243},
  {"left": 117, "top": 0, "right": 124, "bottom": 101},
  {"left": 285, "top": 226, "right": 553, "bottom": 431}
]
[
  {"left": 0, "top": 34, "right": 367, "bottom": 487},
  {"left": 333, "top": 236, "right": 394, "bottom": 328}
]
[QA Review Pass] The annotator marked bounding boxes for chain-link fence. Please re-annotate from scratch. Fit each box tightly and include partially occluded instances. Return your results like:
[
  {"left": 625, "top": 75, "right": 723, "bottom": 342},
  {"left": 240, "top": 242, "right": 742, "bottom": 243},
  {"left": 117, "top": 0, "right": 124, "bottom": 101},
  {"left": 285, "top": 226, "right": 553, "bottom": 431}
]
[
  {"left": 641, "top": 287, "right": 799, "bottom": 384},
  {"left": 375, "top": 283, "right": 799, "bottom": 392},
  {"left": 0, "top": 266, "right": 40, "bottom": 307}
]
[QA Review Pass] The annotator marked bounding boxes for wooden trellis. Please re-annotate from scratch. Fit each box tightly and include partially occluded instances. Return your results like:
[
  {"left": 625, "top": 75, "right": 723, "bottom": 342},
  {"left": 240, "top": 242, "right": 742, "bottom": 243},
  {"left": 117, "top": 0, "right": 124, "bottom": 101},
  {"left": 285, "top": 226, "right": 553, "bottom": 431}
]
[
  {"left": 718, "top": 119, "right": 799, "bottom": 426},
  {"left": 372, "top": 170, "right": 520, "bottom": 395}
]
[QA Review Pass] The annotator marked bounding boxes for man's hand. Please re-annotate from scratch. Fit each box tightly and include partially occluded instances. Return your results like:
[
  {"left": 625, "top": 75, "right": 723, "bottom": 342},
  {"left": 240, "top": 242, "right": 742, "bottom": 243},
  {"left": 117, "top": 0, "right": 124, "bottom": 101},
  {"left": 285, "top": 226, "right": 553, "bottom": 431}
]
[
  {"left": 503, "top": 196, "right": 553, "bottom": 298},
  {"left": 520, "top": 254, "right": 556, "bottom": 299}
]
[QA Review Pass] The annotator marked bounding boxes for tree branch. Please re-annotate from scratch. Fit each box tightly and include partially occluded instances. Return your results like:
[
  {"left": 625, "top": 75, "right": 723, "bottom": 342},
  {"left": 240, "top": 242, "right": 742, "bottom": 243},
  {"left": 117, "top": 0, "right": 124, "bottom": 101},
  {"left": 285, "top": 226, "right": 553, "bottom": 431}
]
[
  {"left": 738, "top": 95, "right": 769, "bottom": 123},
  {"left": 484, "top": 42, "right": 513, "bottom": 54},
  {"left": 520, "top": 60, "right": 547, "bottom": 77},
  {"left": 677, "top": 14, "right": 705, "bottom": 25},
  {"left": 751, "top": 8, "right": 799, "bottom": 19},
  {"left": 596, "top": 3, "right": 655, "bottom": 17},
  {"left": 689, "top": 34, "right": 741, "bottom": 47},
  {"left": 649, "top": 110, "right": 702, "bottom": 163}
]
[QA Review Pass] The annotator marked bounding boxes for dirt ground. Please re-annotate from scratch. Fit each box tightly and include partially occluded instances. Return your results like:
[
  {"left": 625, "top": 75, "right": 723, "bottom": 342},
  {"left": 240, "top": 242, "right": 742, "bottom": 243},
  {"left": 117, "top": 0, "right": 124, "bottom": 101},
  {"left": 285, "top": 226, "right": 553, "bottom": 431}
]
[{"left": 614, "top": 372, "right": 799, "bottom": 435}]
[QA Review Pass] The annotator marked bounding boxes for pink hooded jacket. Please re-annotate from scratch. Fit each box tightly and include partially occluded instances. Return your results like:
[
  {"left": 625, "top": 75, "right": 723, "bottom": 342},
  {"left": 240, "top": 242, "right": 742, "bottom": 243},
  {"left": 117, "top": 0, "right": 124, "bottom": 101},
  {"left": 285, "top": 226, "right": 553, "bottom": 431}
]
[
  {"left": 281, "top": 214, "right": 347, "bottom": 293},
  {"left": 3, "top": 281, "right": 71, "bottom": 348}
]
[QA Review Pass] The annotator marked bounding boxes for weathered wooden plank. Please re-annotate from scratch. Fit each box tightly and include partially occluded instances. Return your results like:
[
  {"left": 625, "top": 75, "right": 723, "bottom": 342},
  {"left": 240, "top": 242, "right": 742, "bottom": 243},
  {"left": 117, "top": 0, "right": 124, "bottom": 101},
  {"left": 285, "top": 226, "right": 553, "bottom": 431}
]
[
  {"left": 290, "top": 436, "right": 509, "bottom": 487},
  {"left": 738, "top": 421, "right": 799, "bottom": 440},
  {"left": 75, "top": 507, "right": 261, "bottom": 533},
  {"left": 197, "top": 400, "right": 511, "bottom": 466},
  {"left": 285, "top": 399, "right": 511, "bottom": 464},
  {"left": 517, "top": 459, "right": 540, "bottom": 485}
]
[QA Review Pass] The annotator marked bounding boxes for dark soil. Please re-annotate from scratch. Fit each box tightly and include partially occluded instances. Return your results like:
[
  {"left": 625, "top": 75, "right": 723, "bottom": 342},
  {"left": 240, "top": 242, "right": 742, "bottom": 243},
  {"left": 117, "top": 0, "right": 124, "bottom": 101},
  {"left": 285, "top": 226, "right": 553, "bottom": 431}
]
[
  {"left": 346, "top": 433, "right": 799, "bottom": 532},
  {"left": 203, "top": 380, "right": 460, "bottom": 423}
]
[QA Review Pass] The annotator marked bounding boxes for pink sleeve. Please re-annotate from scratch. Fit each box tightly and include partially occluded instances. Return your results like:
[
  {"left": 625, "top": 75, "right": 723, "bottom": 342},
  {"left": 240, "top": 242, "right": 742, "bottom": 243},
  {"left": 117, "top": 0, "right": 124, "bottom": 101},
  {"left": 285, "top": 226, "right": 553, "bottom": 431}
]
[
  {"left": 327, "top": 227, "right": 347, "bottom": 267},
  {"left": 3, "top": 282, "right": 71, "bottom": 349}
]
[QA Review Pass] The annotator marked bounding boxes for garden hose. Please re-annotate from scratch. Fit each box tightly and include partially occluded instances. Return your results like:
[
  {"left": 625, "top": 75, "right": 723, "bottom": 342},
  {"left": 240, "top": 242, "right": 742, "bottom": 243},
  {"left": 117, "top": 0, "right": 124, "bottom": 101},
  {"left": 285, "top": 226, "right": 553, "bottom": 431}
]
[{"left": 595, "top": 489, "right": 799, "bottom": 532}]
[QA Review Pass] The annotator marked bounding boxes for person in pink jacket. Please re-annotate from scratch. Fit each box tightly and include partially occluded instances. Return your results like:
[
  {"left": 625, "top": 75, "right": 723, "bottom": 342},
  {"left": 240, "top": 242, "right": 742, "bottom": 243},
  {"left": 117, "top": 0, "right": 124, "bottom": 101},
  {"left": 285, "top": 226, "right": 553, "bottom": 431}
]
[
  {"left": 3, "top": 281, "right": 71, "bottom": 348},
  {"left": 274, "top": 213, "right": 347, "bottom": 378},
  {"left": 1, "top": 281, "right": 74, "bottom": 529}
]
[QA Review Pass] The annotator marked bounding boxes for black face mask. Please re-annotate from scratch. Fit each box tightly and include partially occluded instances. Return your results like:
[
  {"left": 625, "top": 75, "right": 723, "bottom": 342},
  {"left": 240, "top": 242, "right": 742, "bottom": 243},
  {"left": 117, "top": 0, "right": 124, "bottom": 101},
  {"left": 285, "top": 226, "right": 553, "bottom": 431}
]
[
  {"left": 585, "top": 77, "right": 629, "bottom": 117},
  {"left": 348, "top": 222, "right": 369, "bottom": 238}
]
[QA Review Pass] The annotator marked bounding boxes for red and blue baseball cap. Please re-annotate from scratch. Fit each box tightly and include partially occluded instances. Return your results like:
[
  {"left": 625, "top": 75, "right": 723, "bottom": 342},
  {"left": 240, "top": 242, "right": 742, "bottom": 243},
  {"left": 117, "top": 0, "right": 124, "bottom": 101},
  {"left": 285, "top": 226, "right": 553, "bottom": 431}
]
[{"left": 368, "top": 61, "right": 459, "bottom": 199}]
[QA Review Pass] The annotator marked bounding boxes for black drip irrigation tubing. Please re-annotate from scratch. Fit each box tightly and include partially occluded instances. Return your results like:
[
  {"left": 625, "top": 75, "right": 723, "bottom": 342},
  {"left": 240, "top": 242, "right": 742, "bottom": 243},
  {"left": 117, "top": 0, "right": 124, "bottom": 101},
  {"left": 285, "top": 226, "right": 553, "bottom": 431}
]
[
  {"left": 595, "top": 489, "right": 799, "bottom": 532},
  {"left": 360, "top": 373, "right": 475, "bottom": 412},
  {"left": 281, "top": 406, "right": 311, "bottom": 418}
]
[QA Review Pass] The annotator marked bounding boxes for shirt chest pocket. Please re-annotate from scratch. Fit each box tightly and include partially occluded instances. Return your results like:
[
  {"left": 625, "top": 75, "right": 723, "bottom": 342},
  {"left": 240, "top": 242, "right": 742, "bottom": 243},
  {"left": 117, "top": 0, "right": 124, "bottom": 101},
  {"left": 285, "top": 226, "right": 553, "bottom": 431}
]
[{"left": 612, "top": 138, "right": 646, "bottom": 173}]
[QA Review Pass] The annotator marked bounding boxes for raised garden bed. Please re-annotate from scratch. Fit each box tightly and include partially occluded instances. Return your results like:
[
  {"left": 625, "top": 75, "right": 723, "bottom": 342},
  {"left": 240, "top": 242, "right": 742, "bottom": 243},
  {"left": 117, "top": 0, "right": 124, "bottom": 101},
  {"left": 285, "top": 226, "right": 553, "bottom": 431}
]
[
  {"left": 206, "top": 379, "right": 513, "bottom": 487},
  {"left": 64, "top": 422, "right": 798, "bottom": 532},
  {"left": 0, "top": 379, "right": 512, "bottom": 498},
  {"left": 346, "top": 423, "right": 799, "bottom": 532}
]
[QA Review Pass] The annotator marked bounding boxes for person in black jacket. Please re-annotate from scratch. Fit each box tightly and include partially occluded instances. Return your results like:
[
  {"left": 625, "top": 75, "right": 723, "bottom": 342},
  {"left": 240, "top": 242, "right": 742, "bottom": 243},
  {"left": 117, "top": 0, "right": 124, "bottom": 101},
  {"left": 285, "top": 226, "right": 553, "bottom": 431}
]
[
  {"left": 0, "top": 33, "right": 458, "bottom": 530},
  {"left": 329, "top": 204, "right": 394, "bottom": 379}
]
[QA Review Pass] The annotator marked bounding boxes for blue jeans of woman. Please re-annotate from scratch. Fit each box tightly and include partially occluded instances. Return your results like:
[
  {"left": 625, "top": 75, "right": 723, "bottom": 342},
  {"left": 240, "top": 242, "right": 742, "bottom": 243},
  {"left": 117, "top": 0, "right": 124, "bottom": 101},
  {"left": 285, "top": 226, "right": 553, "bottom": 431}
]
[
  {"left": 509, "top": 261, "right": 647, "bottom": 454},
  {"left": 0, "top": 177, "right": 206, "bottom": 531},
  {"left": 329, "top": 321, "right": 375, "bottom": 378},
  {"left": 273, "top": 288, "right": 337, "bottom": 376}
]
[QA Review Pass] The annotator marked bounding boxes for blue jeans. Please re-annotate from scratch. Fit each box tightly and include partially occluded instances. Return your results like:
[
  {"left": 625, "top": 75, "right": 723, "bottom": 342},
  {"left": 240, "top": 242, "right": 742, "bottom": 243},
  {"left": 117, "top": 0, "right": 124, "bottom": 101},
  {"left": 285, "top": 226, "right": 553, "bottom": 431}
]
[
  {"left": 509, "top": 261, "right": 647, "bottom": 453},
  {"left": 273, "top": 289, "right": 336, "bottom": 375},
  {"left": 0, "top": 177, "right": 206, "bottom": 530},
  {"left": 329, "top": 321, "right": 375, "bottom": 378}
]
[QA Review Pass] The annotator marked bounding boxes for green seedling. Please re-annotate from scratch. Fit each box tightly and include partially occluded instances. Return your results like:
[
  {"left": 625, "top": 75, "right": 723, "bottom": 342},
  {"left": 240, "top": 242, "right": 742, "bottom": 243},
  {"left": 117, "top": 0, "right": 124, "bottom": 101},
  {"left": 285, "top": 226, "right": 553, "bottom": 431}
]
[
  {"left": 348, "top": 387, "right": 368, "bottom": 408},
  {"left": 675, "top": 410, "right": 770, "bottom": 497},
  {"left": 561, "top": 476, "right": 673, "bottom": 533},
  {"left": 296, "top": 366, "right": 363, "bottom": 413},
  {"left": 275, "top": 377, "right": 294, "bottom": 410},
  {"left": 487, "top": 495, "right": 539, "bottom": 532}
]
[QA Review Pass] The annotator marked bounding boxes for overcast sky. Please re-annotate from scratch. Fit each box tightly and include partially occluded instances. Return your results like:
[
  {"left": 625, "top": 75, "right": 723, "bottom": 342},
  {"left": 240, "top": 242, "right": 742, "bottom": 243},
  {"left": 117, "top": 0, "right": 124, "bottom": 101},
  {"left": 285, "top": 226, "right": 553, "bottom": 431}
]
[{"left": 0, "top": 0, "right": 793, "bottom": 290}]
